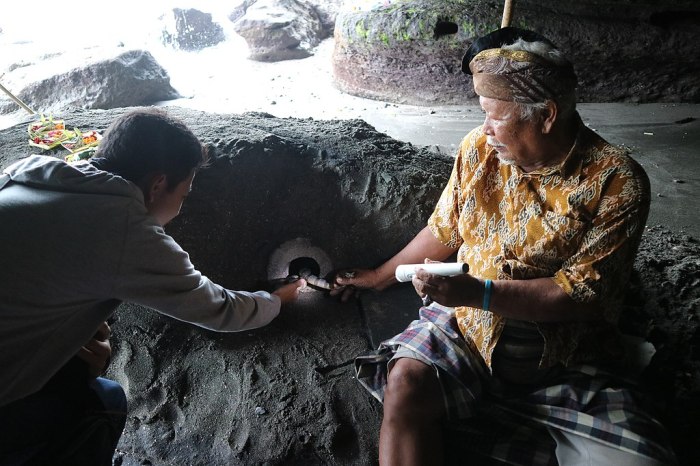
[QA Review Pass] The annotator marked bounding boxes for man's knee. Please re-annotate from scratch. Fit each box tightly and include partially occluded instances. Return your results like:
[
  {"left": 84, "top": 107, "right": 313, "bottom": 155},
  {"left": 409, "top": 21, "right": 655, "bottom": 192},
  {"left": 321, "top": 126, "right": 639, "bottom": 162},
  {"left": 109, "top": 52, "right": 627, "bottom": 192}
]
[{"left": 384, "top": 358, "right": 443, "bottom": 419}]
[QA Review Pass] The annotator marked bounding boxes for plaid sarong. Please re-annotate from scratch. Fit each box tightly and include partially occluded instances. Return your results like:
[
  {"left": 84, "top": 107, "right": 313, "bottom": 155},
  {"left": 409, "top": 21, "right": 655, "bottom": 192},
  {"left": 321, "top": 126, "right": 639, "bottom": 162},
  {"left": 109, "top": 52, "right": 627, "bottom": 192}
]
[{"left": 355, "top": 304, "right": 676, "bottom": 465}]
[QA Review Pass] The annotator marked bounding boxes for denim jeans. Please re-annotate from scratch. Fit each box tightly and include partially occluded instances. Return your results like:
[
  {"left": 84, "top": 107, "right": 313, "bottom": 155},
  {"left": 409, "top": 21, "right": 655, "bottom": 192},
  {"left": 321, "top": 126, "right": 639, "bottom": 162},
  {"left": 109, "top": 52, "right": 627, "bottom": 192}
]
[{"left": 0, "top": 358, "right": 127, "bottom": 466}]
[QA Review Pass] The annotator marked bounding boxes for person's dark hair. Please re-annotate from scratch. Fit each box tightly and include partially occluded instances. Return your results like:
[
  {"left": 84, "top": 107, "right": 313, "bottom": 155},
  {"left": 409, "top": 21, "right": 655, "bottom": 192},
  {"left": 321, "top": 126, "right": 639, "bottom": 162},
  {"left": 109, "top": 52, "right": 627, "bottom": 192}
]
[{"left": 92, "top": 108, "right": 207, "bottom": 191}]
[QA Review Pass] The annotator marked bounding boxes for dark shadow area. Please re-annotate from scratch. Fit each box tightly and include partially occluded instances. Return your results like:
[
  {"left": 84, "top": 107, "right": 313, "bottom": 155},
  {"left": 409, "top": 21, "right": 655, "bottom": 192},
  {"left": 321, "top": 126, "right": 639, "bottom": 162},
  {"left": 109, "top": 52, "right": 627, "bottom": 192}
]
[{"left": 435, "top": 20, "right": 459, "bottom": 39}]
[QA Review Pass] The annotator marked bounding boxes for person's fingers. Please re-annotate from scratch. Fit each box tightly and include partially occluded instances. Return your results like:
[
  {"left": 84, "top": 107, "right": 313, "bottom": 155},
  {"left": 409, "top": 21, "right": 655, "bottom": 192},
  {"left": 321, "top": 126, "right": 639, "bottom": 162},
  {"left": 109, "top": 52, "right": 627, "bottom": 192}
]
[
  {"left": 412, "top": 275, "right": 426, "bottom": 293},
  {"left": 274, "top": 278, "right": 308, "bottom": 303},
  {"left": 77, "top": 339, "right": 111, "bottom": 378},
  {"left": 335, "top": 277, "right": 357, "bottom": 288},
  {"left": 281, "top": 280, "right": 296, "bottom": 291},
  {"left": 334, "top": 269, "right": 362, "bottom": 288},
  {"left": 330, "top": 284, "right": 359, "bottom": 302},
  {"left": 94, "top": 321, "right": 111, "bottom": 341},
  {"left": 413, "top": 273, "right": 447, "bottom": 303},
  {"left": 295, "top": 279, "right": 307, "bottom": 296},
  {"left": 288, "top": 277, "right": 306, "bottom": 288},
  {"left": 83, "top": 338, "right": 111, "bottom": 359}
]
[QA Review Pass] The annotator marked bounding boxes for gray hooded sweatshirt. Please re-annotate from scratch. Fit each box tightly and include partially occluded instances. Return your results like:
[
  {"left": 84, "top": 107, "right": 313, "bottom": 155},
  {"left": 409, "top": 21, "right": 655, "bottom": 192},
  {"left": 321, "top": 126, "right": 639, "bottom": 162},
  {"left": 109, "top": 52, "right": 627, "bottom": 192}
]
[{"left": 0, "top": 155, "right": 280, "bottom": 406}]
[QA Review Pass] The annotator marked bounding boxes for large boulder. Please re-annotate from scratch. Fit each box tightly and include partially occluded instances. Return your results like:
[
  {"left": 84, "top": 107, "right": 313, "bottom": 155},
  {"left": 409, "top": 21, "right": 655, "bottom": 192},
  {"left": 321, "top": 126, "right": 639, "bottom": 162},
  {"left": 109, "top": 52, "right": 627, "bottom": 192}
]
[
  {"left": 0, "top": 50, "right": 179, "bottom": 115},
  {"left": 162, "top": 8, "right": 226, "bottom": 51},
  {"left": 333, "top": 0, "right": 700, "bottom": 105},
  {"left": 232, "top": 0, "right": 325, "bottom": 62},
  {"left": 230, "top": 0, "right": 343, "bottom": 37}
]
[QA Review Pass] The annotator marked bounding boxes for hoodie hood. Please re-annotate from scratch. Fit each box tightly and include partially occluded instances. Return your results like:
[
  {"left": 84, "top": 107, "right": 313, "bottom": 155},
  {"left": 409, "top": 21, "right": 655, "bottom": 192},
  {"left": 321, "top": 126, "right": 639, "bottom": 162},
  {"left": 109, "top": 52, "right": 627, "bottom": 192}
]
[{"left": 3, "top": 155, "right": 143, "bottom": 202}]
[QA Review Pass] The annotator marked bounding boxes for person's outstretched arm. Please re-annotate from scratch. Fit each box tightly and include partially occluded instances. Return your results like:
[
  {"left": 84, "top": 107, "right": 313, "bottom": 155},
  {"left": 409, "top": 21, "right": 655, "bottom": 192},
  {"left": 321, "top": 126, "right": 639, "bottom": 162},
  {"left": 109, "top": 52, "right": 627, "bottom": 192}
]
[{"left": 331, "top": 226, "right": 457, "bottom": 300}]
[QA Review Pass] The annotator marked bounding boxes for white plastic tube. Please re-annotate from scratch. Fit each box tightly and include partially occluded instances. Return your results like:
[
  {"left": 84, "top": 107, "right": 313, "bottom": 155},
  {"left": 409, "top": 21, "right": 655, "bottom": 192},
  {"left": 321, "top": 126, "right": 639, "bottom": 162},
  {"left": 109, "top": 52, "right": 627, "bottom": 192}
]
[{"left": 395, "top": 262, "right": 469, "bottom": 282}]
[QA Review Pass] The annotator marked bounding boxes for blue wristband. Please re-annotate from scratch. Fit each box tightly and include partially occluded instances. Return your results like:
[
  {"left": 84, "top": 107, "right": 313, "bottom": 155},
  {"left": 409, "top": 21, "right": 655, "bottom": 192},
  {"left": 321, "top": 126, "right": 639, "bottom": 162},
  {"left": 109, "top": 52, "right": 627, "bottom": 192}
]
[{"left": 483, "top": 279, "right": 492, "bottom": 311}]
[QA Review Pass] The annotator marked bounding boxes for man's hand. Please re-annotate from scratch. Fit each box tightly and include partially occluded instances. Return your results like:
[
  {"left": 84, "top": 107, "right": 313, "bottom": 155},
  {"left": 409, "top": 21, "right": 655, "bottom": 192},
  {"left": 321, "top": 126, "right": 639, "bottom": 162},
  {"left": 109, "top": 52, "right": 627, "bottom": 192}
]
[
  {"left": 77, "top": 321, "right": 112, "bottom": 378},
  {"left": 330, "top": 268, "right": 382, "bottom": 302},
  {"left": 272, "top": 278, "right": 307, "bottom": 305},
  {"left": 412, "top": 267, "right": 483, "bottom": 308}
]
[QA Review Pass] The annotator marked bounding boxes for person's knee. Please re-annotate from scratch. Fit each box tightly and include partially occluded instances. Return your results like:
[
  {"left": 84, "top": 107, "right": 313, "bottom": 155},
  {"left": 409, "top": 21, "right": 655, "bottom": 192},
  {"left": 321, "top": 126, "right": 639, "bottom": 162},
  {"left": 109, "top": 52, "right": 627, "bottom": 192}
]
[
  {"left": 90, "top": 377, "right": 127, "bottom": 442},
  {"left": 384, "top": 358, "right": 442, "bottom": 420},
  {"left": 91, "top": 377, "right": 127, "bottom": 414}
]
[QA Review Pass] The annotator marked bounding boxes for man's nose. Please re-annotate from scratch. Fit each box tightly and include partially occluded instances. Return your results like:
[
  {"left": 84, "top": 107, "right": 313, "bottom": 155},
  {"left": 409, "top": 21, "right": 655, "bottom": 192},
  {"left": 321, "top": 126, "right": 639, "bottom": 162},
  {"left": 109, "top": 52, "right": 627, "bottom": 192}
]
[{"left": 482, "top": 117, "right": 494, "bottom": 136}]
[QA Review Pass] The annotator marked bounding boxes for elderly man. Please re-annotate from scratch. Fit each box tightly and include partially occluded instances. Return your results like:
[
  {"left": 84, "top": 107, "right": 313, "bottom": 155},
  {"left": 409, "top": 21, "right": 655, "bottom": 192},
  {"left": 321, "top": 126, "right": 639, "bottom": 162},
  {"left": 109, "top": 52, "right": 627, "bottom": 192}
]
[{"left": 333, "top": 28, "right": 675, "bottom": 465}]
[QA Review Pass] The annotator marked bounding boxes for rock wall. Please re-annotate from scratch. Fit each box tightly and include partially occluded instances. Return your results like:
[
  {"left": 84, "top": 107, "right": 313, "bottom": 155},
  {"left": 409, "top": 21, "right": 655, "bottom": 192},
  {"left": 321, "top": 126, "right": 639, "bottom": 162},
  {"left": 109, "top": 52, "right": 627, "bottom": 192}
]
[{"left": 333, "top": 0, "right": 700, "bottom": 105}]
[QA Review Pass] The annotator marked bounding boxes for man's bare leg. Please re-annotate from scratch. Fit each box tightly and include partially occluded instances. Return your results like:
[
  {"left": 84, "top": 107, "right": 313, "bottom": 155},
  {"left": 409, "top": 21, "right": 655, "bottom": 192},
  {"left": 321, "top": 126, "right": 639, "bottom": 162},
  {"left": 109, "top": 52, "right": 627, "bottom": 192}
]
[{"left": 379, "top": 357, "right": 446, "bottom": 466}]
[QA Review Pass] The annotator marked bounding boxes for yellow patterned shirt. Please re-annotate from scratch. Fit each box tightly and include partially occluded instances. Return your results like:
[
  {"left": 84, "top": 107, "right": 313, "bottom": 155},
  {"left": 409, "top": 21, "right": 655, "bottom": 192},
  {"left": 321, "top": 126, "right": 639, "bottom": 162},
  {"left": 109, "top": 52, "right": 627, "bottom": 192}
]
[{"left": 427, "top": 118, "right": 650, "bottom": 368}]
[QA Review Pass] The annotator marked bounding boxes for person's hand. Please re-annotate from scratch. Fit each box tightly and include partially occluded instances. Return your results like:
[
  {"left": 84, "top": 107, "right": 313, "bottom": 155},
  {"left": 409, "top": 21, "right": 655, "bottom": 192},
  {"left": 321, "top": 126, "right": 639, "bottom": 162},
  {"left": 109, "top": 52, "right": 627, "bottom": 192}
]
[
  {"left": 329, "top": 268, "right": 381, "bottom": 302},
  {"left": 77, "top": 321, "right": 112, "bottom": 378},
  {"left": 412, "top": 261, "right": 482, "bottom": 308},
  {"left": 273, "top": 278, "right": 307, "bottom": 305}
]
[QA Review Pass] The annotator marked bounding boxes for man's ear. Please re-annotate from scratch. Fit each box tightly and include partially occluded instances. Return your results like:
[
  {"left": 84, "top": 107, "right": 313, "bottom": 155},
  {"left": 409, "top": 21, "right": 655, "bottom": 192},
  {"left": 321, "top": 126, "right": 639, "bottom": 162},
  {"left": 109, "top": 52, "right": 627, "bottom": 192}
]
[
  {"left": 541, "top": 100, "right": 558, "bottom": 134},
  {"left": 145, "top": 174, "right": 168, "bottom": 204}
]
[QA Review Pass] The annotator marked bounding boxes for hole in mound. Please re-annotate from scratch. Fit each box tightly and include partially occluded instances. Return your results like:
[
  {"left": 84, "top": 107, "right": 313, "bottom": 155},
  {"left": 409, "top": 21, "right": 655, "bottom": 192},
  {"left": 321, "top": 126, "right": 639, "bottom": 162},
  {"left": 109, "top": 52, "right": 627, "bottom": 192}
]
[
  {"left": 649, "top": 11, "right": 700, "bottom": 30},
  {"left": 288, "top": 257, "right": 321, "bottom": 279}
]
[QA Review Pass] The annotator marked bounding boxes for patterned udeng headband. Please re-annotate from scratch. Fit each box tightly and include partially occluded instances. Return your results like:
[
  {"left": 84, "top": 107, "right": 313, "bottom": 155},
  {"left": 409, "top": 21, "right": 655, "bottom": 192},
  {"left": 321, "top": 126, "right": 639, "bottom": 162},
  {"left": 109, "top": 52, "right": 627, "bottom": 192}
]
[{"left": 469, "top": 48, "right": 577, "bottom": 103}]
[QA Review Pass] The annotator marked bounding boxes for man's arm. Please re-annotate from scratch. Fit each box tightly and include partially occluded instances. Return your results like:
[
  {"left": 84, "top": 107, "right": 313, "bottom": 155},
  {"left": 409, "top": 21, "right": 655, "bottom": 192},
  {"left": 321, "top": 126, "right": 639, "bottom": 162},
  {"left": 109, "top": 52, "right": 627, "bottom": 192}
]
[
  {"left": 113, "top": 215, "right": 291, "bottom": 332},
  {"left": 415, "top": 157, "right": 649, "bottom": 324},
  {"left": 414, "top": 271, "right": 601, "bottom": 322},
  {"left": 334, "top": 226, "right": 458, "bottom": 292}
]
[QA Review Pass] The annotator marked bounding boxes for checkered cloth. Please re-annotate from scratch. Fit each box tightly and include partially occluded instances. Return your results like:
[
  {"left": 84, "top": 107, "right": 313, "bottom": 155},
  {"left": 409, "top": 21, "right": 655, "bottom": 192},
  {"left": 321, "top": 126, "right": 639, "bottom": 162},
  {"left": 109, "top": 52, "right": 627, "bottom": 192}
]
[{"left": 355, "top": 304, "right": 676, "bottom": 465}]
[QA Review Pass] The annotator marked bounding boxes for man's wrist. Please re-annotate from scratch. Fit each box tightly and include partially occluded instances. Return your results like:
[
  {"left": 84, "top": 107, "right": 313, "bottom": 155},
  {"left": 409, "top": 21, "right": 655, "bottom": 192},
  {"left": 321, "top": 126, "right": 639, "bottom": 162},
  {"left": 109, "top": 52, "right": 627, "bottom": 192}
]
[{"left": 482, "top": 279, "right": 493, "bottom": 311}]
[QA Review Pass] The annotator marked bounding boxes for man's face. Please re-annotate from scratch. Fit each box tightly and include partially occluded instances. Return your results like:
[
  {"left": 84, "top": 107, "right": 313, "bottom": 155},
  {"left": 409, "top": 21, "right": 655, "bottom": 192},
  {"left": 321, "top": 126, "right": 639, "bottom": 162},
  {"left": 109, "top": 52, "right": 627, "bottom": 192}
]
[
  {"left": 479, "top": 96, "right": 545, "bottom": 172},
  {"left": 146, "top": 170, "right": 195, "bottom": 226}
]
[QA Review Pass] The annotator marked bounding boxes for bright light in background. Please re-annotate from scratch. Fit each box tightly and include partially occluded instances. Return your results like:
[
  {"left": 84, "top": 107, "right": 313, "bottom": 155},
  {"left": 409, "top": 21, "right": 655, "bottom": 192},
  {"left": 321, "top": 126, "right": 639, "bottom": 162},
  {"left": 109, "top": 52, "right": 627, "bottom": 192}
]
[
  {"left": 0, "top": 1, "right": 237, "bottom": 48},
  {"left": 0, "top": 1, "right": 253, "bottom": 113},
  {"left": 0, "top": 0, "right": 416, "bottom": 132}
]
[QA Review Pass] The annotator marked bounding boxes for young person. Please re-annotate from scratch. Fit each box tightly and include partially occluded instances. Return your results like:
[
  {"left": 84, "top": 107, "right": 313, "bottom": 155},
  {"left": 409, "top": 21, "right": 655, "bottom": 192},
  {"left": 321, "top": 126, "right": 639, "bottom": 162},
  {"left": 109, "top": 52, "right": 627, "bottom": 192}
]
[{"left": 0, "top": 109, "right": 305, "bottom": 465}]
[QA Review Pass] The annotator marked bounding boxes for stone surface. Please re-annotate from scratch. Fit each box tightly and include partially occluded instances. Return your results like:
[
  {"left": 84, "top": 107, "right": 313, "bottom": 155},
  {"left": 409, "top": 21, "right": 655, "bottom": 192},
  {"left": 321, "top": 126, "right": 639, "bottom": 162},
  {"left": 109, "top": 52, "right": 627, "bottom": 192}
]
[
  {"left": 332, "top": 0, "right": 700, "bottom": 105},
  {"left": 0, "top": 50, "right": 179, "bottom": 115},
  {"left": 233, "top": 0, "right": 326, "bottom": 62},
  {"left": 162, "top": 8, "right": 226, "bottom": 51}
]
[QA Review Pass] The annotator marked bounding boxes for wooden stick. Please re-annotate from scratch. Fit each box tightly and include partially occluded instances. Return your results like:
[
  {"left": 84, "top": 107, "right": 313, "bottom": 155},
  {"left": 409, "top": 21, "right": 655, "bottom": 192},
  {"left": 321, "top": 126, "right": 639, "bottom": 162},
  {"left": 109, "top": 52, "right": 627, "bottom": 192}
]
[
  {"left": 501, "top": 0, "right": 514, "bottom": 28},
  {"left": 0, "top": 81, "right": 35, "bottom": 115}
]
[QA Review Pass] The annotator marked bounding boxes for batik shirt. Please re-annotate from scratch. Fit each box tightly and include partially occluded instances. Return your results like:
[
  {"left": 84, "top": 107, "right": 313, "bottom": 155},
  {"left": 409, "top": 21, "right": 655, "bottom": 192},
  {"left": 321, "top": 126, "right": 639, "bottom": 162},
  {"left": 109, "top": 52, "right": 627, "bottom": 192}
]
[{"left": 428, "top": 118, "right": 650, "bottom": 368}]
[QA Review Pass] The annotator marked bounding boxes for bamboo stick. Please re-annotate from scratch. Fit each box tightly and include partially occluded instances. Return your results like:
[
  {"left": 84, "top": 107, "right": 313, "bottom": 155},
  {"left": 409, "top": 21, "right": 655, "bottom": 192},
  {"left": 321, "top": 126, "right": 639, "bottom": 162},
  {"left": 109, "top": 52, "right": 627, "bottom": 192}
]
[
  {"left": 501, "top": 0, "right": 514, "bottom": 28},
  {"left": 0, "top": 81, "right": 35, "bottom": 115}
]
